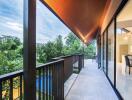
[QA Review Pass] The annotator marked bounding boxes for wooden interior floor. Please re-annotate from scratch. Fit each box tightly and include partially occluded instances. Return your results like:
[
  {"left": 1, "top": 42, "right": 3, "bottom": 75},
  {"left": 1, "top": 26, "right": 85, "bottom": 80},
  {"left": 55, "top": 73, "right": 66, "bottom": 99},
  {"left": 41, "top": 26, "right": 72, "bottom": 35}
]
[{"left": 65, "top": 59, "right": 118, "bottom": 100}]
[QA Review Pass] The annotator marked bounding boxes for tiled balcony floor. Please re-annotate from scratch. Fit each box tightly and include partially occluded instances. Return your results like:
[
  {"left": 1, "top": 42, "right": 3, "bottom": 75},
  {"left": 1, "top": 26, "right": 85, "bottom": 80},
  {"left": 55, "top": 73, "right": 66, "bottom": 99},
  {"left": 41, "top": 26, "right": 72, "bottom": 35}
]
[{"left": 65, "top": 59, "right": 118, "bottom": 100}]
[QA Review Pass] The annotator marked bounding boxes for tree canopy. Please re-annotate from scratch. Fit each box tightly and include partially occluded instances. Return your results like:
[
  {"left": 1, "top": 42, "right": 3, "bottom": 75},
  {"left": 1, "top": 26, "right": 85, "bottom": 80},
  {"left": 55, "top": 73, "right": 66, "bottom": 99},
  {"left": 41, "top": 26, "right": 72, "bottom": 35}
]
[{"left": 0, "top": 32, "right": 96, "bottom": 75}]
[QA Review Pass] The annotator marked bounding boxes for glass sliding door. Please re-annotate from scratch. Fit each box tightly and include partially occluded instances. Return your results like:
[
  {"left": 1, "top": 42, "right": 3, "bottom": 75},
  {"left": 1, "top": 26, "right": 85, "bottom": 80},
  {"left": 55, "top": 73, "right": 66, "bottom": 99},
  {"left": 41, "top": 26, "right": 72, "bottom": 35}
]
[
  {"left": 103, "top": 32, "right": 107, "bottom": 74},
  {"left": 101, "top": 35, "right": 104, "bottom": 69},
  {"left": 0, "top": 0, "right": 24, "bottom": 99},
  {"left": 116, "top": 1, "right": 132, "bottom": 99},
  {"left": 97, "top": 35, "right": 101, "bottom": 68},
  {"left": 108, "top": 21, "right": 115, "bottom": 85}
]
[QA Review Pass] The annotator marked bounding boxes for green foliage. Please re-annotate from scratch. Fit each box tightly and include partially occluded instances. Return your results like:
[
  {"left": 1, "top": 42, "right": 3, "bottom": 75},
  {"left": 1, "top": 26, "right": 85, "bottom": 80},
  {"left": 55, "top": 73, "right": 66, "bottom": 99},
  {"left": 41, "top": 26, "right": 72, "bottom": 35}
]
[
  {"left": 43, "top": 41, "right": 57, "bottom": 61},
  {"left": 84, "top": 43, "right": 96, "bottom": 59},
  {"left": 64, "top": 32, "right": 96, "bottom": 58},
  {"left": 0, "top": 33, "right": 96, "bottom": 100},
  {"left": 36, "top": 35, "right": 63, "bottom": 64},
  {"left": 0, "top": 36, "right": 23, "bottom": 75},
  {"left": 63, "top": 32, "right": 83, "bottom": 55},
  {"left": 0, "top": 33, "right": 96, "bottom": 75},
  {"left": 65, "top": 32, "right": 77, "bottom": 47},
  {"left": 55, "top": 35, "right": 63, "bottom": 56}
]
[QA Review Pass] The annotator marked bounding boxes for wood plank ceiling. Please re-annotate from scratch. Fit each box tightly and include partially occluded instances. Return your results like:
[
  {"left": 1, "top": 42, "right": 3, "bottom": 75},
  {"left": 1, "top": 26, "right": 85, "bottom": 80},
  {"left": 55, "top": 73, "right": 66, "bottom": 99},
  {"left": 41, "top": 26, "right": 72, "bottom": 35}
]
[{"left": 41, "top": 0, "right": 111, "bottom": 43}]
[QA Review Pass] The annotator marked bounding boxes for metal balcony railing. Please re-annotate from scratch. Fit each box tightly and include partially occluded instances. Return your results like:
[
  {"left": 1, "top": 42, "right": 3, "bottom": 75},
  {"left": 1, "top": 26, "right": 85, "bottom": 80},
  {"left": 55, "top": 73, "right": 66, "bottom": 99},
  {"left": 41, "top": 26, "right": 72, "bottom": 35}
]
[{"left": 0, "top": 54, "right": 84, "bottom": 100}]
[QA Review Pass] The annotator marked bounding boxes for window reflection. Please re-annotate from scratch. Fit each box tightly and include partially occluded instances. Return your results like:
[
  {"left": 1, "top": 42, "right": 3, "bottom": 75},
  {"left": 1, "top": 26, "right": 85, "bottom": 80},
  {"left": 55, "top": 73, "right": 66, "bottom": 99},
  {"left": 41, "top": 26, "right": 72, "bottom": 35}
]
[
  {"left": 103, "top": 32, "right": 107, "bottom": 73},
  {"left": 108, "top": 21, "right": 115, "bottom": 85},
  {"left": 116, "top": 1, "right": 132, "bottom": 99}
]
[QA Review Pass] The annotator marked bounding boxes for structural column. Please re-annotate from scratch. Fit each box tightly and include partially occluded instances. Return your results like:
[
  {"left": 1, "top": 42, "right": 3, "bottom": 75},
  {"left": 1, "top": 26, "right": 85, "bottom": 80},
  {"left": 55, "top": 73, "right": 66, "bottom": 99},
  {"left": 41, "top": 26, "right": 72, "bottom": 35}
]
[{"left": 23, "top": 0, "right": 36, "bottom": 100}]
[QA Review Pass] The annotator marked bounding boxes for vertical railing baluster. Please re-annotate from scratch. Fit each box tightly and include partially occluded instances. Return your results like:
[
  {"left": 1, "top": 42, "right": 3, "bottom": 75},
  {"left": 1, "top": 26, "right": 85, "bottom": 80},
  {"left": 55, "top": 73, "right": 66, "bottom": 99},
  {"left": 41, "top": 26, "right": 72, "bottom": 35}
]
[
  {"left": 39, "top": 69, "right": 41, "bottom": 100},
  {"left": 53, "top": 63, "right": 57, "bottom": 100},
  {"left": 59, "top": 62, "right": 62, "bottom": 100},
  {"left": 48, "top": 66, "right": 50, "bottom": 99},
  {"left": 46, "top": 66, "right": 48, "bottom": 100},
  {"left": 55, "top": 63, "right": 58, "bottom": 100},
  {"left": 80, "top": 55, "right": 81, "bottom": 70},
  {"left": 37, "top": 70, "right": 39, "bottom": 100},
  {"left": 56, "top": 63, "right": 59, "bottom": 100},
  {"left": 45, "top": 67, "right": 47, "bottom": 100},
  {"left": 20, "top": 75, "right": 22, "bottom": 100},
  {"left": 55, "top": 63, "right": 57, "bottom": 100},
  {"left": 62, "top": 61, "right": 64, "bottom": 100},
  {"left": 9, "top": 78, "right": 13, "bottom": 100},
  {"left": 51, "top": 65, "right": 54, "bottom": 100},
  {"left": 0, "top": 80, "right": 2, "bottom": 100},
  {"left": 78, "top": 55, "right": 80, "bottom": 72},
  {"left": 43, "top": 67, "right": 45, "bottom": 100},
  {"left": 59, "top": 62, "right": 61, "bottom": 100},
  {"left": 48, "top": 66, "right": 49, "bottom": 100},
  {"left": 44, "top": 67, "right": 46, "bottom": 100},
  {"left": 60, "top": 61, "right": 64, "bottom": 100},
  {"left": 83, "top": 54, "right": 84, "bottom": 68},
  {"left": 58, "top": 62, "right": 61, "bottom": 100},
  {"left": 41, "top": 67, "right": 43, "bottom": 100},
  {"left": 57, "top": 63, "right": 60, "bottom": 100},
  {"left": 49, "top": 65, "right": 52, "bottom": 100},
  {"left": 52, "top": 64, "right": 54, "bottom": 100}
]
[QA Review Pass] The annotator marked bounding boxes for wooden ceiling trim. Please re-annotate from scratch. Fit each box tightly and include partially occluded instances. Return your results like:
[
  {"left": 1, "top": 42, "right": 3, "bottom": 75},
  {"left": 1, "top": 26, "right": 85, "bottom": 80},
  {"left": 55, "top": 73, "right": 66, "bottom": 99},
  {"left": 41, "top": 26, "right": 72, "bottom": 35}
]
[{"left": 40, "top": 0, "right": 111, "bottom": 44}]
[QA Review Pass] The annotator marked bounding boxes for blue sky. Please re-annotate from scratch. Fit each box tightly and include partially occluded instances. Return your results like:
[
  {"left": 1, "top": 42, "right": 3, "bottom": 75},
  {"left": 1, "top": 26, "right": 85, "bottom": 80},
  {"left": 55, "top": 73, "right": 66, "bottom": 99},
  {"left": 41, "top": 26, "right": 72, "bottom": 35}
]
[{"left": 0, "top": 0, "right": 71, "bottom": 43}]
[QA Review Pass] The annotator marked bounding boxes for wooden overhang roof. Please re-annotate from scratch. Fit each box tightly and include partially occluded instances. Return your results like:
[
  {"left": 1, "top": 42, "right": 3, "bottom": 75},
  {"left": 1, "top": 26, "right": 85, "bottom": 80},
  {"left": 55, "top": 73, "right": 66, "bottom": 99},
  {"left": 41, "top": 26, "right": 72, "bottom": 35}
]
[{"left": 41, "top": 0, "right": 111, "bottom": 44}]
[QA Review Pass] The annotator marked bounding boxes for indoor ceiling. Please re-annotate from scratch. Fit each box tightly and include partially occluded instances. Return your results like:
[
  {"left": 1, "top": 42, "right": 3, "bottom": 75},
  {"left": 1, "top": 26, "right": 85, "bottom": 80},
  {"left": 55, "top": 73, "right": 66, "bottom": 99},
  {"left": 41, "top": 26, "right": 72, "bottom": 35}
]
[
  {"left": 117, "top": 0, "right": 132, "bottom": 32},
  {"left": 117, "top": 0, "right": 132, "bottom": 22},
  {"left": 41, "top": 0, "right": 111, "bottom": 44}
]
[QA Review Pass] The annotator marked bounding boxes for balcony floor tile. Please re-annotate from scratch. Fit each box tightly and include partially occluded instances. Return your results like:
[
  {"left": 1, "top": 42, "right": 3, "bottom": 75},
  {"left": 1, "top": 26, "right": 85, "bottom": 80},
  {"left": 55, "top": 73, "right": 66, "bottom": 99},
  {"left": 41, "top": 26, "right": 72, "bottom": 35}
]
[{"left": 65, "top": 59, "right": 118, "bottom": 100}]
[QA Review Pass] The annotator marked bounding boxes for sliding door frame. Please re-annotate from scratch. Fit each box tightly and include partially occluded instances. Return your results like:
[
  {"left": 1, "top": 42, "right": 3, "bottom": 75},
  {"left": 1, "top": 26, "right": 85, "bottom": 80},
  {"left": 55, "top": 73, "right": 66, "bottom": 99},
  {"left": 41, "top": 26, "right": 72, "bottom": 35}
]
[{"left": 98, "top": 0, "right": 128, "bottom": 100}]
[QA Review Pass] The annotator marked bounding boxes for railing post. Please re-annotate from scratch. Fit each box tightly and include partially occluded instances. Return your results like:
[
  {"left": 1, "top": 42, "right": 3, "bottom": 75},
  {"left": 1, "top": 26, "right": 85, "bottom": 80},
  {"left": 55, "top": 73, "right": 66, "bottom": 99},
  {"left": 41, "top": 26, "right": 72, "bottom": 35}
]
[
  {"left": 61, "top": 61, "right": 64, "bottom": 100},
  {"left": 23, "top": 0, "right": 36, "bottom": 100},
  {"left": 78, "top": 54, "right": 84, "bottom": 72},
  {"left": 78, "top": 55, "right": 81, "bottom": 72},
  {"left": 83, "top": 54, "right": 84, "bottom": 68},
  {"left": 52, "top": 63, "right": 58, "bottom": 100},
  {"left": 52, "top": 61, "right": 64, "bottom": 100},
  {"left": 9, "top": 79, "right": 13, "bottom": 100},
  {"left": 20, "top": 75, "right": 23, "bottom": 100}
]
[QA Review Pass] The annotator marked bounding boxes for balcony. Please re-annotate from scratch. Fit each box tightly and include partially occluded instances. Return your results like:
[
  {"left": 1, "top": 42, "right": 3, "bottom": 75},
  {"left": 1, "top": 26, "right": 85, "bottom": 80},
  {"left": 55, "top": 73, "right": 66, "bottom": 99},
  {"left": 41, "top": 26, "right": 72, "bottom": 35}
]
[
  {"left": 0, "top": 56, "right": 119, "bottom": 100},
  {"left": 0, "top": 0, "right": 129, "bottom": 100}
]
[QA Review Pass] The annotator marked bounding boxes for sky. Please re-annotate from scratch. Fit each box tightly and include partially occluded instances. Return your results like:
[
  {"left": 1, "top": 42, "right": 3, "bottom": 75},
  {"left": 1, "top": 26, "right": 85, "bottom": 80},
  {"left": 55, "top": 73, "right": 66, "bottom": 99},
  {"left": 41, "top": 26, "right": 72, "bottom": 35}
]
[{"left": 0, "top": 0, "right": 71, "bottom": 43}]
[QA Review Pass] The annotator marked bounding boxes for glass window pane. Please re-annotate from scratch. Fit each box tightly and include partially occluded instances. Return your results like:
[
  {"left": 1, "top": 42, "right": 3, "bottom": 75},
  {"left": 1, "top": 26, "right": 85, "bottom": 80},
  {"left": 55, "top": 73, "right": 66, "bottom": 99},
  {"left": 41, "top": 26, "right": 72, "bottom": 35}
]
[
  {"left": 0, "top": 0, "right": 23, "bottom": 75},
  {"left": 104, "top": 32, "right": 107, "bottom": 73},
  {"left": 101, "top": 35, "right": 104, "bottom": 68},
  {"left": 116, "top": 0, "right": 132, "bottom": 99},
  {"left": 108, "top": 21, "right": 115, "bottom": 84},
  {"left": 0, "top": 0, "right": 23, "bottom": 99}
]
